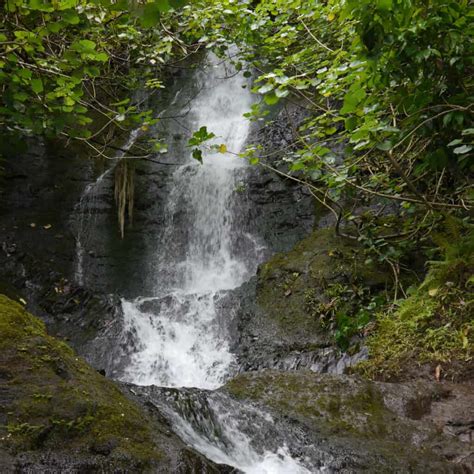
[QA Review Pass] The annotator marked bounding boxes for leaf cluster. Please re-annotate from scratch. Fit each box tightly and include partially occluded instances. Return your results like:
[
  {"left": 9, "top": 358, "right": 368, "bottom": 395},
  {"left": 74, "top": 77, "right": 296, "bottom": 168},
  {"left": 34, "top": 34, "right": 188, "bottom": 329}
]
[
  {"left": 183, "top": 0, "right": 473, "bottom": 276},
  {"left": 0, "top": 0, "right": 189, "bottom": 142}
]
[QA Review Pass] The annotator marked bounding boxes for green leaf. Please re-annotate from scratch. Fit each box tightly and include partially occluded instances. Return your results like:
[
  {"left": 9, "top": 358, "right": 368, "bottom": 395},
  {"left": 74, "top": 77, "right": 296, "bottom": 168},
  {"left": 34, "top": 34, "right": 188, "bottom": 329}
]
[
  {"left": 249, "top": 157, "right": 259, "bottom": 165},
  {"left": 263, "top": 92, "right": 279, "bottom": 105},
  {"left": 71, "top": 39, "right": 96, "bottom": 53},
  {"left": 94, "top": 52, "right": 109, "bottom": 62},
  {"left": 188, "top": 126, "right": 216, "bottom": 147},
  {"left": 340, "top": 86, "right": 366, "bottom": 114},
  {"left": 140, "top": 0, "right": 170, "bottom": 27},
  {"left": 377, "top": 0, "right": 392, "bottom": 9},
  {"left": 192, "top": 148, "right": 203, "bottom": 163},
  {"left": 62, "top": 10, "right": 80, "bottom": 24},
  {"left": 345, "top": 116, "right": 358, "bottom": 131},
  {"left": 31, "top": 78, "right": 43, "bottom": 94},
  {"left": 258, "top": 83, "right": 274, "bottom": 94},
  {"left": 275, "top": 88, "right": 289, "bottom": 98},
  {"left": 453, "top": 145, "right": 472, "bottom": 155},
  {"left": 290, "top": 161, "right": 306, "bottom": 171},
  {"left": 376, "top": 140, "right": 393, "bottom": 151},
  {"left": 29, "top": 0, "right": 54, "bottom": 12},
  {"left": 169, "top": 0, "right": 186, "bottom": 8}
]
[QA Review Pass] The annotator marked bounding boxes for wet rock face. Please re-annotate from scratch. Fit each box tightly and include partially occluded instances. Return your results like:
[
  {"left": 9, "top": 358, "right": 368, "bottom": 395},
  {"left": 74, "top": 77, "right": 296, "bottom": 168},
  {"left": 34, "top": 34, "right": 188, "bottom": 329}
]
[
  {"left": 0, "top": 295, "right": 231, "bottom": 473},
  {"left": 0, "top": 138, "right": 135, "bottom": 371},
  {"left": 224, "top": 371, "right": 474, "bottom": 472},
  {"left": 243, "top": 103, "right": 315, "bottom": 255},
  {"left": 0, "top": 139, "right": 88, "bottom": 302},
  {"left": 72, "top": 159, "right": 177, "bottom": 298},
  {"left": 226, "top": 227, "right": 391, "bottom": 373}
]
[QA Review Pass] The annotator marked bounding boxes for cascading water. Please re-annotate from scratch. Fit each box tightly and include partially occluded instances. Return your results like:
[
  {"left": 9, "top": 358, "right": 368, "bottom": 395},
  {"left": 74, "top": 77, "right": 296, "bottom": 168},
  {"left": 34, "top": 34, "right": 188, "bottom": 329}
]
[
  {"left": 120, "top": 54, "right": 259, "bottom": 390},
  {"left": 145, "top": 387, "right": 317, "bottom": 473},
  {"left": 100, "top": 54, "right": 312, "bottom": 473}
]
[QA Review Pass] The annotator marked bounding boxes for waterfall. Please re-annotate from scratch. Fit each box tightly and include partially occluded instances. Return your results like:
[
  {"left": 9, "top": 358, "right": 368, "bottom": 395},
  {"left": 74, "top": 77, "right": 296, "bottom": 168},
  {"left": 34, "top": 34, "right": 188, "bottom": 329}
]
[
  {"left": 120, "top": 54, "right": 260, "bottom": 389},
  {"left": 107, "top": 53, "right": 311, "bottom": 473},
  {"left": 148, "top": 388, "right": 316, "bottom": 474}
]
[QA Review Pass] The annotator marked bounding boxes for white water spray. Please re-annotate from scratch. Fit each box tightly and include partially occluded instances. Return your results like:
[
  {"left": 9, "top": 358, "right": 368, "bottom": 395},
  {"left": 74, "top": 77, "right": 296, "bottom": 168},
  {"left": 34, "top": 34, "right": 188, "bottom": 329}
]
[
  {"left": 121, "top": 54, "right": 258, "bottom": 389},
  {"left": 113, "top": 54, "right": 311, "bottom": 473},
  {"left": 159, "top": 392, "right": 314, "bottom": 474}
]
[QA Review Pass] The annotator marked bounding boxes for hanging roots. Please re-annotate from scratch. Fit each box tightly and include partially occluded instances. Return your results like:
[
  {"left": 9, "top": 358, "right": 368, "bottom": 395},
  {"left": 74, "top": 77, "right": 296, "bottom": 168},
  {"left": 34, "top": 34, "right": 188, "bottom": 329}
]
[{"left": 114, "top": 160, "right": 135, "bottom": 238}]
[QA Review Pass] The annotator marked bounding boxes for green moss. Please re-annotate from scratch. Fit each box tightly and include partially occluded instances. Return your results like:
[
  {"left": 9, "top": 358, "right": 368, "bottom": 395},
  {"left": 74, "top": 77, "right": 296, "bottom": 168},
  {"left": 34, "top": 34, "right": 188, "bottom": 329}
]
[
  {"left": 356, "top": 255, "right": 474, "bottom": 381},
  {"left": 226, "top": 371, "right": 413, "bottom": 441},
  {"left": 0, "top": 295, "right": 163, "bottom": 468},
  {"left": 257, "top": 228, "right": 392, "bottom": 347}
]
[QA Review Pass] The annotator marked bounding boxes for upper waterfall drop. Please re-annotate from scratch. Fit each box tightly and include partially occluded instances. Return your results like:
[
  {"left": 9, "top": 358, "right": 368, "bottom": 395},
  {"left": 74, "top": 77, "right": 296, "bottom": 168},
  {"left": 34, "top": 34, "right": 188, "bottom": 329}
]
[
  {"left": 164, "top": 53, "right": 256, "bottom": 295},
  {"left": 120, "top": 53, "right": 261, "bottom": 390}
]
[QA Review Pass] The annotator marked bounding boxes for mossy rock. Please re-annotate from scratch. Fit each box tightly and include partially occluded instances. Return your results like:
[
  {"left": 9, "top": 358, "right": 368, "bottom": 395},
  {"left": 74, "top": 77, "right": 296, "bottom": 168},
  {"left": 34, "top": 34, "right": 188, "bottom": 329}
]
[
  {"left": 224, "top": 370, "right": 472, "bottom": 472},
  {"left": 256, "top": 228, "right": 392, "bottom": 345},
  {"left": 0, "top": 295, "right": 225, "bottom": 472}
]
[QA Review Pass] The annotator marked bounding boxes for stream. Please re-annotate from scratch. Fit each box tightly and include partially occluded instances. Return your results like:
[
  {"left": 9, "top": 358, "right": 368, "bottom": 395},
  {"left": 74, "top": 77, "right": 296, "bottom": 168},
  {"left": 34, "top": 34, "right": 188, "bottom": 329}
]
[{"left": 75, "top": 54, "right": 315, "bottom": 473}]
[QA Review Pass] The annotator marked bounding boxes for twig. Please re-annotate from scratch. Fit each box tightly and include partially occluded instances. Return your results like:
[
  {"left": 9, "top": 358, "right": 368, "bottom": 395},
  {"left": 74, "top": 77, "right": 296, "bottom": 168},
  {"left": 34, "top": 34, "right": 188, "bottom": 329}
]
[{"left": 300, "top": 19, "right": 334, "bottom": 52}]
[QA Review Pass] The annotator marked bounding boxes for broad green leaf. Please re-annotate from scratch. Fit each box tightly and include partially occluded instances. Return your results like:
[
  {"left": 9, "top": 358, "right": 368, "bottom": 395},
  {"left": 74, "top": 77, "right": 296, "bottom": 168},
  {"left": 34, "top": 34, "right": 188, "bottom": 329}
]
[
  {"left": 192, "top": 148, "right": 203, "bottom": 163},
  {"left": 140, "top": 1, "right": 171, "bottom": 28},
  {"left": 340, "top": 86, "right": 366, "bottom": 114},
  {"left": 453, "top": 145, "right": 472, "bottom": 155},
  {"left": 258, "top": 83, "right": 274, "bottom": 94},
  {"left": 31, "top": 78, "right": 43, "bottom": 94},
  {"left": 275, "top": 88, "right": 289, "bottom": 98},
  {"left": 71, "top": 39, "right": 97, "bottom": 53},
  {"left": 264, "top": 92, "right": 279, "bottom": 105},
  {"left": 376, "top": 140, "right": 393, "bottom": 151}
]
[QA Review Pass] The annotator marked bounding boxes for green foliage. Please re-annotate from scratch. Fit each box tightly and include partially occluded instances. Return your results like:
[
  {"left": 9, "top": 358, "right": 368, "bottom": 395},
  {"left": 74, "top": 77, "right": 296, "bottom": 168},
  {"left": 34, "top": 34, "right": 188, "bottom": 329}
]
[
  {"left": 181, "top": 0, "right": 473, "bottom": 274},
  {"left": 356, "top": 230, "right": 473, "bottom": 381},
  {"left": 0, "top": 0, "right": 188, "bottom": 141},
  {"left": 188, "top": 126, "right": 216, "bottom": 163},
  {"left": 188, "top": 126, "right": 216, "bottom": 146},
  {"left": 307, "top": 282, "right": 386, "bottom": 351}
]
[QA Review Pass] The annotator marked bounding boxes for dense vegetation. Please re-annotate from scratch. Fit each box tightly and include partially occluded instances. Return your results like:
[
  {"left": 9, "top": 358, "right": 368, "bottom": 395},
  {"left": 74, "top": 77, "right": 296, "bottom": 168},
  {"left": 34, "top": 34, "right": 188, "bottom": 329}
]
[
  {"left": 1, "top": 0, "right": 472, "bottom": 377},
  {"left": 1, "top": 0, "right": 186, "bottom": 154},
  {"left": 183, "top": 0, "right": 473, "bottom": 271},
  {"left": 185, "top": 0, "right": 473, "bottom": 376}
]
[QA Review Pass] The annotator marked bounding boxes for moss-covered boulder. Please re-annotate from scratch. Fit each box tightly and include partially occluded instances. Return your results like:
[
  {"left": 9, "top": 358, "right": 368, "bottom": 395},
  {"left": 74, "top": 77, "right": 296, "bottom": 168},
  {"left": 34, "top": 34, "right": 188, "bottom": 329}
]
[
  {"left": 257, "top": 228, "right": 390, "bottom": 340},
  {"left": 0, "top": 295, "right": 229, "bottom": 472},
  {"left": 224, "top": 370, "right": 474, "bottom": 472},
  {"left": 234, "top": 228, "right": 392, "bottom": 372}
]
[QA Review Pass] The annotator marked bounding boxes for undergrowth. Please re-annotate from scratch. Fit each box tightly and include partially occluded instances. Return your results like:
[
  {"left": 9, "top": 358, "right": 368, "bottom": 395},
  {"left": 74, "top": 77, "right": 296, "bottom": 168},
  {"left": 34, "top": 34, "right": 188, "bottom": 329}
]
[{"left": 356, "top": 230, "right": 474, "bottom": 381}]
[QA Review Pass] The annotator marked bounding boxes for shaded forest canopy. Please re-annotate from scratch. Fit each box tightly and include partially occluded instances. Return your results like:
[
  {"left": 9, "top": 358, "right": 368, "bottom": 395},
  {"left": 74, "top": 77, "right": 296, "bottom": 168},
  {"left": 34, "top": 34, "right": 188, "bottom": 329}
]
[{"left": 1, "top": 0, "right": 473, "bottom": 375}]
